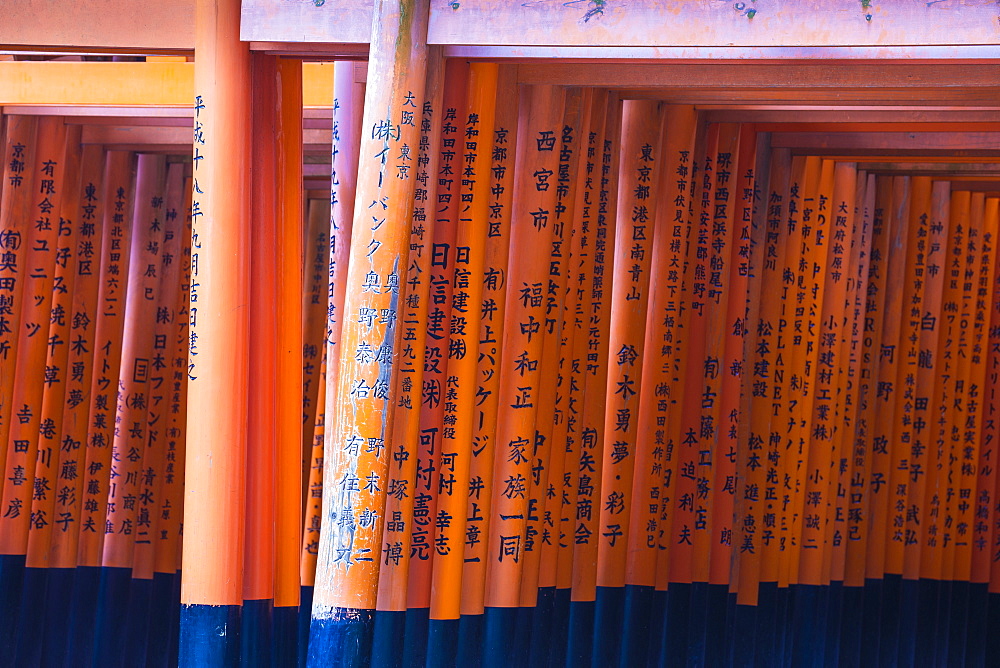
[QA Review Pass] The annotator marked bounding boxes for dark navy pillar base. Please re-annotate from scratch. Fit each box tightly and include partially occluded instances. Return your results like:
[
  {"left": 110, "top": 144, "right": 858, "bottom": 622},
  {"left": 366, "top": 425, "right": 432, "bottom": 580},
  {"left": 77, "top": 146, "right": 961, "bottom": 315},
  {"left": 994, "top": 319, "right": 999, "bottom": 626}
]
[
  {"left": 753, "top": 581, "right": 777, "bottom": 667},
  {"left": 124, "top": 576, "right": 154, "bottom": 667},
  {"left": 790, "top": 584, "right": 820, "bottom": 668},
  {"left": 456, "top": 613, "right": 484, "bottom": 668},
  {"left": 93, "top": 566, "right": 133, "bottom": 668},
  {"left": 272, "top": 604, "right": 298, "bottom": 668},
  {"left": 879, "top": 574, "right": 902, "bottom": 668},
  {"left": 0, "top": 553, "right": 27, "bottom": 655},
  {"left": 704, "top": 584, "right": 728, "bottom": 668},
  {"left": 298, "top": 586, "right": 313, "bottom": 668},
  {"left": 896, "top": 578, "right": 919, "bottom": 667},
  {"left": 860, "top": 577, "right": 882, "bottom": 666},
  {"left": 169, "top": 571, "right": 182, "bottom": 668},
  {"left": 370, "top": 610, "right": 405, "bottom": 668},
  {"left": 987, "top": 593, "right": 1000, "bottom": 667},
  {"left": 181, "top": 603, "right": 243, "bottom": 667},
  {"left": 482, "top": 606, "right": 517, "bottom": 668},
  {"left": 947, "top": 580, "right": 966, "bottom": 667},
  {"left": 685, "top": 582, "right": 709, "bottom": 668},
  {"left": 620, "top": 585, "right": 653, "bottom": 667},
  {"left": 965, "top": 582, "right": 987, "bottom": 667},
  {"left": 528, "top": 587, "right": 556, "bottom": 668},
  {"left": 774, "top": 586, "right": 792, "bottom": 665},
  {"left": 40, "top": 566, "right": 75, "bottom": 668},
  {"left": 732, "top": 603, "right": 756, "bottom": 668},
  {"left": 401, "top": 607, "right": 428, "bottom": 668},
  {"left": 145, "top": 571, "right": 179, "bottom": 668},
  {"left": 592, "top": 585, "right": 625, "bottom": 666},
  {"left": 241, "top": 598, "right": 273, "bottom": 667},
  {"left": 64, "top": 566, "right": 103, "bottom": 665},
  {"left": 914, "top": 578, "right": 938, "bottom": 665},
  {"left": 664, "top": 583, "right": 691, "bottom": 667},
  {"left": 838, "top": 585, "right": 863, "bottom": 668},
  {"left": 646, "top": 589, "right": 667, "bottom": 668},
  {"left": 13, "top": 565, "right": 47, "bottom": 667},
  {"left": 426, "top": 617, "right": 459, "bottom": 667},
  {"left": 824, "top": 580, "right": 843, "bottom": 667},
  {"left": 512, "top": 604, "right": 532, "bottom": 666},
  {"left": 547, "top": 588, "right": 571, "bottom": 668},
  {"left": 565, "top": 599, "right": 595, "bottom": 668}
]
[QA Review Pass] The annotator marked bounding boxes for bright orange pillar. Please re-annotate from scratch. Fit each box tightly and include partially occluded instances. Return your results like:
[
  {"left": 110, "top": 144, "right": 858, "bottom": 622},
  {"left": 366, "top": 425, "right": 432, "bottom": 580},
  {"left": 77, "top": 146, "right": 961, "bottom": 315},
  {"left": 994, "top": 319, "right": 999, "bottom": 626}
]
[{"left": 180, "top": 0, "right": 252, "bottom": 660}]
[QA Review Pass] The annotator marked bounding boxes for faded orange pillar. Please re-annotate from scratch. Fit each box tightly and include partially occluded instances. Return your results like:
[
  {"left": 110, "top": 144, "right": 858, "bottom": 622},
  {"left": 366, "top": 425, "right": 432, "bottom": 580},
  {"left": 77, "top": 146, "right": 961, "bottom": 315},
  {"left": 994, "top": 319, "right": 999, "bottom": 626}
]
[
  {"left": 307, "top": 2, "right": 430, "bottom": 666},
  {"left": 180, "top": 0, "right": 252, "bottom": 661},
  {"left": 274, "top": 54, "right": 305, "bottom": 654}
]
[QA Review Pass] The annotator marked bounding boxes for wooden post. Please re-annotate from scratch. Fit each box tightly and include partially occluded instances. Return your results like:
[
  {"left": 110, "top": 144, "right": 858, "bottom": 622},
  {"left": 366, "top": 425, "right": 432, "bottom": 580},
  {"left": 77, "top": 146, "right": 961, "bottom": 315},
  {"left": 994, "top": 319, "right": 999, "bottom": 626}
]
[
  {"left": 481, "top": 83, "right": 565, "bottom": 667},
  {"left": 243, "top": 51, "right": 280, "bottom": 654},
  {"left": 402, "top": 60, "right": 468, "bottom": 663},
  {"left": 0, "top": 116, "right": 67, "bottom": 654},
  {"left": 274, "top": 58, "right": 305, "bottom": 654},
  {"left": 180, "top": 0, "right": 252, "bottom": 661},
  {"left": 425, "top": 61, "right": 498, "bottom": 665},
  {"left": 865, "top": 176, "right": 909, "bottom": 588},
  {"left": 307, "top": 2, "right": 430, "bottom": 665},
  {"left": 40, "top": 144, "right": 106, "bottom": 668},
  {"left": 93, "top": 153, "right": 168, "bottom": 665},
  {"left": 0, "top": 116, "right": 38, "bottom": 495},
  {"left": 369, "top": 48, "right": 441, "bottom": 667},
  {"left": 15, "top": 124, "right": 82, "bottom": 666},
  {"left": 150, "top": 177, "right": 194, "bottom": 667},
  {"left": 304, "top": 60, "right": 364, "bottom": 599},
  {"left": 519, "top": 86, "right": 582, "bottom": 666},
  {"left": 135, "top": 163, "right": 187, "bottom": 666},
  {"left": 591, "top": 98, "right": 663, "bottom": 666},
  {"left": 458, "top": 61, "right": 516, "bottom": 627},
  {"left": 568, "top": 91, "right": 620, "bottom": 668},
  {"left": 622, "top": 104, "right": 697, "bottom": 663},
  {"left": 972, "top": 197, "right": 1000, "bottom": 586}
]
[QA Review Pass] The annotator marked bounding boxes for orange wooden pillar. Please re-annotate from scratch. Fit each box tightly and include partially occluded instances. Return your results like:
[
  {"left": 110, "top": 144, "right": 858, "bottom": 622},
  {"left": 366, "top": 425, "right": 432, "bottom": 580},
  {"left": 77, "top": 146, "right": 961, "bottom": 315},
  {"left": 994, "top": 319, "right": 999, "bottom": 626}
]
[
  {"left": 520, "top": 86, "right": 583, "bottom": 644},
  {"left": 591, "top": 98, "right": 663, "bottom": 665},
  {"left": 668, "top": 122, "right": 721, "bottom": 592},
  {"left": 569, "top": 91, "right": 621, "bottom": 666},
  {"left": 0, "top": 116, "right": 68, "bottom": 654},
  {"left": 274, "top": 57, "right": 305, "bottom": 652},
  {"left": 425, "top": 61, "right": 499, "bottom": 665},
  {"left": 301, "top": 197, "right": 331, "bottom": 493},
  {"left": 772, "top": 156, "right": 808, "bottom": 594},
  {"left": 369, "top": 50, "right": 442, "bottom": 659},
  {"left": 245, "top": 48, "right": 280, "bottom": 651},
  {"left": 622, "top": 104, "right": 697, "bottom": 662},
  {"left": 307, "top": 1, "right": 430, "bottom": 665},
  {"left": 845, "top": 175, "right": 889, "bottom": 592},
  {"left": 403, "top": 58, "right": 468, "bottom": 649},
  {"left": 179, "top": 0, "right": 252, "bottom": 660},
  {"left": 14, "top": 124, "right": 83, "bottom": 666},
  {"left": 458, "top": 64, "right": 516, "bottom": 626},
  {"left": 151, "top": 178, "right": 195, "bottom": 666},
  {"left": 66, "top": 149, "right": 135, "bottom": 659},
  {"left": 22, "top": 129, "right": 83, "bottom": 571},
  {"left": 242, "top": 51, "right": 304, "bottom": 655},
  {"left": 41, "top": 145, "right": 107, "bottom": 668},
  {"left": 865, "top": 176, "right": 909, "bottom": 587},
  {"left": 92, "top": 153, "right": 168, "bottom": 665},
  {"left": 481, "top": 83, "right": 565, "bottom": 666},
  {"left": 972, "top": 197, "right": 1000, "bottom": 587},
  {"left": 740, "top": 147, "right": 791, "bottom": 606},
  {"left": 539, "top": 88, "right": 596, "bottom": 665},
  {"left": 133, "top": 163, "right": 187, "bottom": 666},
  {"left": 0, "top": 116, "right": 38, "bottom": 485}
]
